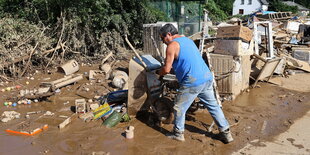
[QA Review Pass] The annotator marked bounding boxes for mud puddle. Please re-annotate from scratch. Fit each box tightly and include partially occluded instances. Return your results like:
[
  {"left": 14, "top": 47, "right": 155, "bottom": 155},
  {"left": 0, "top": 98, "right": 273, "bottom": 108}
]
[{"left": 0, "top": 64, "right": 310, "bottom": 155}]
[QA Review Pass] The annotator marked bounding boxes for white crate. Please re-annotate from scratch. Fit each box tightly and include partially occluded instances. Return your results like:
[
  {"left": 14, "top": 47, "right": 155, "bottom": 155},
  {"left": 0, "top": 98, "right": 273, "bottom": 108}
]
[
  {"left": 214, "top": 39, "right": 254, "bottom": 56},
  {"left": 210, "top": 54, "right": 251, "bottom": 100}
]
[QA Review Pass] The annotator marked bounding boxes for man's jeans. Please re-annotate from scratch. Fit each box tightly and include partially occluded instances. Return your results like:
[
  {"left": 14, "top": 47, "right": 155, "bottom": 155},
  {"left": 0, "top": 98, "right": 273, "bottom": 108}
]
[{"left": 173, "top": 80, "right": 230, "bottom": 132}]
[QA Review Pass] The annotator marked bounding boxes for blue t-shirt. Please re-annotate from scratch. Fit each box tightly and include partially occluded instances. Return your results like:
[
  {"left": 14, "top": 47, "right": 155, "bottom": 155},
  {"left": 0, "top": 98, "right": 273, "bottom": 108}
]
[{"left": 172, "top": 37, "right": 213, "bottom": 87}]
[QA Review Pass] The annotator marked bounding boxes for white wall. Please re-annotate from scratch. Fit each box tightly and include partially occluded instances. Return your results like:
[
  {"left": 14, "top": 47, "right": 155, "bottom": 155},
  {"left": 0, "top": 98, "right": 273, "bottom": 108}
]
[{"left": 233, "top": 0, "right": 263, "bottom": 15}]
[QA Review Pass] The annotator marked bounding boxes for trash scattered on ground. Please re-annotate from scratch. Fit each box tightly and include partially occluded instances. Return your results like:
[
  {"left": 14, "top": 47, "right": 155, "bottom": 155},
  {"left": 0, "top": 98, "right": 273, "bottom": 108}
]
[
  {"left": 58, "top": 59, "right": 80, "bottom": 75},
  {"left": 0, "top": 8, "right": 310, "bottom": 154},
  {"left": 1, "top": 111, "right": 21, "bottom": 123},
  {"left": 44, "top": 111, "right": 54, "bottom": 116},
  {"left": 75, "top": 99, "right": 88, "bottom": 113},
  {"left": 58, "top": 114, "right": 77, "bottom": 129}
]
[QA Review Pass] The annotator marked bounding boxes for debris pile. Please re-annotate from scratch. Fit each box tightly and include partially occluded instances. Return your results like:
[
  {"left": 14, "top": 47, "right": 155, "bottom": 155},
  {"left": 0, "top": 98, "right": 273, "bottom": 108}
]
[
  {"left": 1, "top": 111, "right": 21, "bottom": 123},
  {"left": 0, "top": 10, "right": 310, "bottom": 155},
  {"left": 187, "top": 12, "right": 310, "bottom": 100}
]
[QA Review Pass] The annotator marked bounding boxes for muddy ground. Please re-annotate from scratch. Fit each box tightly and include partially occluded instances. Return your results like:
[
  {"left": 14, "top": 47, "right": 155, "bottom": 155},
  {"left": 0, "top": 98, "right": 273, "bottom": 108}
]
[{"left": 0, "top": 58, "right": 310, "bottom": 155}]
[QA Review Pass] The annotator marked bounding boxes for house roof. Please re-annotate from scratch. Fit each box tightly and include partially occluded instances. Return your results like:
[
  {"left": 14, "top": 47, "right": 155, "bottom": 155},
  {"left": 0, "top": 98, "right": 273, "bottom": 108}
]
[
  {"left": 259, "top": 0, "right": 269, "bottom": 5},
  {"left": 282, "top": 1, "right": 310, "bottom": 11}
]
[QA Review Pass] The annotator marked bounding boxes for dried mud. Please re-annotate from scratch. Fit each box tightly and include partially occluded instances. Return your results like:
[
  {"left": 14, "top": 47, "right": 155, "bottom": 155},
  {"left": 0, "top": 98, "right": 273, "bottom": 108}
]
[{"left": 0, "top": 62, "right": 310, "bottom": 155}]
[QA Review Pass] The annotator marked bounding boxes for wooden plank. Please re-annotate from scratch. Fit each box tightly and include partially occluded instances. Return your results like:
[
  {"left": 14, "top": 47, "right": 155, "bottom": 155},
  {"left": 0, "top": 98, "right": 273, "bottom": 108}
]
[
  {"left": 285, "top": 56, "right": 310, "bottom": 72},
  {"left": 58, "top": 114, "right": 77, "bottom": 129},
  {"left": 253, "top": 58, "right": 282, "bottom": 87}
]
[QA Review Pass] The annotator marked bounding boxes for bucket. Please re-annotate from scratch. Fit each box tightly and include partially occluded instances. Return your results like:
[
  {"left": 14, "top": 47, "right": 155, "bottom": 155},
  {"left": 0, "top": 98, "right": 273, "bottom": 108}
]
[
  {"left": 58, "top": 59, "right": 79, "bottom": 75},
  {"left": 125, "top": 126, "right": 134, "bottom": 139},
  {"left": 102, "top": 111, "right": 122, "bottom": 128}
]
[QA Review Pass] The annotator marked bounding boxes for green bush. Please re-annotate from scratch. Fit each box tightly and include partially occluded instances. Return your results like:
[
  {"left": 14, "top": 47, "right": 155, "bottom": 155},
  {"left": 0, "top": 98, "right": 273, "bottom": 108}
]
[
  {"left": 0, "top": 0, "right": 165, "bottom": 54},
  {"left": 203, "top": 0, "right": 228, "bottom": 22},
  {"left": 269, "top": 0, "right": 298, "bottom": 14}
]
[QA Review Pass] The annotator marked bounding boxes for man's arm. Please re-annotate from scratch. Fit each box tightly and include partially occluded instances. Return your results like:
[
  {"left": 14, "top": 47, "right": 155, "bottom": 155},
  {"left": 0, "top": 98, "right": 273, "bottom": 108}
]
[{"left": 159, "top": 41, "right": 179, "bottom": 76}]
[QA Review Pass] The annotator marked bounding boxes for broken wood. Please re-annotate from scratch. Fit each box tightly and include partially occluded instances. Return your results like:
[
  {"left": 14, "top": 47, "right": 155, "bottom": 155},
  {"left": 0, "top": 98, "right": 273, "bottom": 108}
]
[
  {"left": 282, "top": 54, "right": 310, "bottom": 72},
  {"left": 253, "top": 54, "right": 267, "bottom": 63},
  {"left": 252, "top": 57, "right": 282, "bottom": 87},
  {"left": 45, "top": 16, "right": 66, "bottom": 70},
  {"left": 101, "top": 51, "right": 114, "bottom": 64},
  {"left": 58, "top": 114, "right": 77, "bottom": 129},
  {"left": 124, "top": 35, "right": 148, "bottom": 69},
  {"left": 89, "top": 70, "right": 105, "bottom": 80},
  {"left": 19, "top": 28, "right": 46, "bottom": 77},
  {"left": 2, "top": 45, "right": 62, "bottom": 68},
  {"left": 23, "top": 92, "right": 55, "bottom": 100}
]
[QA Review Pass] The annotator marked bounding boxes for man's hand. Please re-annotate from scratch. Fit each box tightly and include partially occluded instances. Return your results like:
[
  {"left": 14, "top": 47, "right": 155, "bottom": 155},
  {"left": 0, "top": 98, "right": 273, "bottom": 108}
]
[
  {"left": 155, "top": 69, "right": 160, "bottom": 75},
  {"left": 155, "top": 69, "right": 164, "bottom": 81}
]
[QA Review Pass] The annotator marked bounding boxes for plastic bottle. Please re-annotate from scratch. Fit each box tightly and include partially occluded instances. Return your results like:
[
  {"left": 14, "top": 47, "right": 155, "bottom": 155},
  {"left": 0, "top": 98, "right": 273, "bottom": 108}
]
[{"left": 102, "top": 111, "right": 122, "bottom": 128}]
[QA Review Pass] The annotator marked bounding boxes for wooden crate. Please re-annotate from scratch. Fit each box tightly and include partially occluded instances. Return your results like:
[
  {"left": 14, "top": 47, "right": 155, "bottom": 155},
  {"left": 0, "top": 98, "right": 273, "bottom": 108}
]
[{"left": 216, "top": 25, "right": 253, "bottom": 42}]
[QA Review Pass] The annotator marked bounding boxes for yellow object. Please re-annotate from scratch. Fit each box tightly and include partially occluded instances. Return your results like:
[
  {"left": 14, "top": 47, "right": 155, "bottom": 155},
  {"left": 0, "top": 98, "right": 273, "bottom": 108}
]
[
  {"left": 93, "top": 102, "right": 112, "bottom": 120},
  {"left": 8, "top": 102, "right": 12, "bottom": 106},
  {"left": 26, "top": 81, "right": 30, "bottom": 85},
  {"left": 6, "top": 87, "right": 11, "bottom": 91}
]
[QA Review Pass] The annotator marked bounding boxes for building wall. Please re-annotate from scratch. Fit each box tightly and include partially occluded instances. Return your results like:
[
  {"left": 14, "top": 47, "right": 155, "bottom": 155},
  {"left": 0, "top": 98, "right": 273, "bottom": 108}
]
[{"left": 233, "top": 0, "right": 263, "bottom": 15}]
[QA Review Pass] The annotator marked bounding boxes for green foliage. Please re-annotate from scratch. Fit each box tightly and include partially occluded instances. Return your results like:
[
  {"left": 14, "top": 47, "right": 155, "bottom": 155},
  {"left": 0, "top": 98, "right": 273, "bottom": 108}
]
[
  {"left": 285, "top": 0, "right": 310, "bottom": 10},
  {"left": 229, "top": 14, "right": 250, "bottom": 21},
  {"left": 0, "top": 0, "right": 164, "bottom": 53},
  {"left": 0, "top": 17, "right": 53, "bottom": 67},
  {"left": 215, "top": 0, "right": 234, "bottom": 16},
  {"left": 203, "top": 0, "right": 228, "bottom": 22},
  {"left": 269, "top": 0, "right": 298, "bottom": 14}
]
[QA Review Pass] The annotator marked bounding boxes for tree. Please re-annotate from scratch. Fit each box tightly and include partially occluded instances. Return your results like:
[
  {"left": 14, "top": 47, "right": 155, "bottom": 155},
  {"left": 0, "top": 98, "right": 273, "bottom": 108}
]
[{"left": 269, "top": 0, "right": 298, "bottom": 13}]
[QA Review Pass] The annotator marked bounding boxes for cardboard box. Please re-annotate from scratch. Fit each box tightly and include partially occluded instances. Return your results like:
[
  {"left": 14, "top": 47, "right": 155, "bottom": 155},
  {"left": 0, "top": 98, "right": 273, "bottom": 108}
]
[
  {"left": 216, "top": 26, "right": 253, "bottom": 42},
  {"left": 214, "top": 39, "right": 254, "bottom": 56}
]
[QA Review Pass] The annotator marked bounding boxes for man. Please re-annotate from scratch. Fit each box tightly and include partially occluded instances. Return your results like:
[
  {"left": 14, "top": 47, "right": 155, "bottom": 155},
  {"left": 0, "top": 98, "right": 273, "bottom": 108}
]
[{"left": 158, "top": 23, "right": 233, "bottom": 143}]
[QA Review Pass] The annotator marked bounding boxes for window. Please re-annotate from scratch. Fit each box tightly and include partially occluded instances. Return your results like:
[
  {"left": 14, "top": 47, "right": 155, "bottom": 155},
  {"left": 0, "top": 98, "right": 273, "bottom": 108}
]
[
  {"left": 241, "top": 0, "right": 244, "bottom": 5},
  {"left": 248, "top": 0, "right": 252, "bottom": 5},
  {"left": 239, "top": 9, "right": 244, "bottom": 14}
]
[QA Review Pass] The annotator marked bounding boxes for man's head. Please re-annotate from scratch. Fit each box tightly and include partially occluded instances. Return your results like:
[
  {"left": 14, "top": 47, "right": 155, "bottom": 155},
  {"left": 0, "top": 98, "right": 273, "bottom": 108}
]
[{"left": 159, "top": 24, "right": 178, "bottom": 44}]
